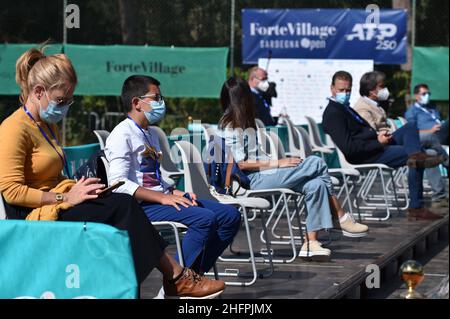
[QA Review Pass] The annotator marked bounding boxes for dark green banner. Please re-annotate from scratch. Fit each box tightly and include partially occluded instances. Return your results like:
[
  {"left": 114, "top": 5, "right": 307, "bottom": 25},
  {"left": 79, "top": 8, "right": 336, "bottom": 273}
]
[
  {"left": 0, "top": 44, "right": 62, "bottom": 95},
  {"left": 412, "top": 46, "right": 449, "bottom": 101},
  {"left": 0, "top": 44, "right": 229, "bottom": 98}
]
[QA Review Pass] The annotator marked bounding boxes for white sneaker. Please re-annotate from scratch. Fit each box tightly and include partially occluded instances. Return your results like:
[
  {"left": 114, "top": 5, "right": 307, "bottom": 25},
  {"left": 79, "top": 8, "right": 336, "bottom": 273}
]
[
  {"left": 299, "top": 240, "right": 331, "bottom": 261},
  {"left": 153, "top": 286, "right": 165, "bottom": 299},
  {"left": 332, "top": 213, "right": 368, "bottom": 238}
]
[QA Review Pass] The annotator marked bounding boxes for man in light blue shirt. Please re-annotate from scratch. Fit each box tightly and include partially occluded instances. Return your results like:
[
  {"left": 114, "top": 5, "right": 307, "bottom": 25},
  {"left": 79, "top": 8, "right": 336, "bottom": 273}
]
[{"left": 405, "top": 83, "right": 448, "bottom": 208}]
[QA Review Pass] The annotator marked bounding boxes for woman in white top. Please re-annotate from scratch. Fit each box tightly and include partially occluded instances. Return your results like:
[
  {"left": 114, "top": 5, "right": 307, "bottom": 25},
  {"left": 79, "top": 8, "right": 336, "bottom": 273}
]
[{"left": 218, "top": 77, "right": 369, "bottom": 261}]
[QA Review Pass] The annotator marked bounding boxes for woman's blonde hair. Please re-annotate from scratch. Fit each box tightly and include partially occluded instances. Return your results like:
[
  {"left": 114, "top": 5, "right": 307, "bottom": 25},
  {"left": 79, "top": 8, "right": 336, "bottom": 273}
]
[{"left": 15, "top": 44, "right": 77, "bottom": 104}]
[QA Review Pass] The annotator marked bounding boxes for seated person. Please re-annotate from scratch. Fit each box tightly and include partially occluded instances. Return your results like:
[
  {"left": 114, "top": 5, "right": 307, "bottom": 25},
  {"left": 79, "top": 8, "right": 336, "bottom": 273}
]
[
  {"left": 322, "top": 71, "right": 444, "bottom": 221},
  {"left": 353, "top": 71, "right": 392, "bottom": 134},
  {"left": 405, "top": 83, "right": 448, "bottom": 208},
  {"left": 355, "top": 73, "right": 448, "bottom": 209},
  {"left": 247, "top": 66, "right": 277, "bottom": 126},
  {"left": 104, "top": 75, "right": 241, "bottom": 297},
  {"left": 218, "top": 77, "right": 369, "bottom": 262},
  {"left": 0, "top": 47, "right": 225, "bottom": 299}
]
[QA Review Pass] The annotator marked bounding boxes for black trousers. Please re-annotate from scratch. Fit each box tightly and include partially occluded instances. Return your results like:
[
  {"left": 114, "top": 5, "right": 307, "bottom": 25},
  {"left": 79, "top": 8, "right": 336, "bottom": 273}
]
[{"left": 4, "top": 193, "right": 167, "bottom": 284}]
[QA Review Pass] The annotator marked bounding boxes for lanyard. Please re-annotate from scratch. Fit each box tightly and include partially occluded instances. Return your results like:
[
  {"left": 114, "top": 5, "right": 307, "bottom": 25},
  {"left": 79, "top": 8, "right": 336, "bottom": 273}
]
[
  {"left": 127, "top": 116, "right": 162, "bottom": 183},
  {"left": 414, "top": 103, "right": 441, "bottom": 124},
  {"left": 256, "top": 92, "right": 270, "bottom": 109},
  {"left": 345, "top": 105, "right": 366, "bottom": 125},
  {"left": 23, "top": 106, "right": 71, "bottom": 178},
  {"left": 252, "top": 88, "right": 270, "bottom": 109},
  {"left": 329, "top": 97, "right": 365, "bottom": 125}
]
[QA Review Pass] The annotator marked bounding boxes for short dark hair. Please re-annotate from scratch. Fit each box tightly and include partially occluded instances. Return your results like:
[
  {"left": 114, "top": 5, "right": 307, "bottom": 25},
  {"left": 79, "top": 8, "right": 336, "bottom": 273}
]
[
  {"left": 413, "top": 83, "right": 429, "bottom": 94},
  {"left": 331, "top": 71, "right": 353, "bottom": 86},
  {"left": 359, "top": 71, "right": 385, "bottom": 97},
  {"left": 121, "top": 75, "right": 161, "bottom": 112}
]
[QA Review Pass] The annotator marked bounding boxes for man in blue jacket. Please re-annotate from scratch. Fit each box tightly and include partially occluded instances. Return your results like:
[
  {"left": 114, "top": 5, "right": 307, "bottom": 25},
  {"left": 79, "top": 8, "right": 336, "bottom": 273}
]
[
  {"left": 405, "top": 83, "right": 448, "bottom": 208},
  {"left": 322, "top": 71, "right": 444, "bottom": 220}
]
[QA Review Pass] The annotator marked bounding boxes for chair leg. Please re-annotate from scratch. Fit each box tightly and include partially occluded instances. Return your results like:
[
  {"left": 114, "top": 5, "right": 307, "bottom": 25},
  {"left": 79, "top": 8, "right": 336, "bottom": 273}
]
[
  {"left": 171, "top": 224, "right": 185, "bottom": 267},
  {"left": 213, "top": 263, "right": 219, "bottom": 280},
  {"left": 259, "top": 209, "right": 274, "bottom": 277},
  {"left": 390, "top": 171, "right": 402, "bottom": 217}
]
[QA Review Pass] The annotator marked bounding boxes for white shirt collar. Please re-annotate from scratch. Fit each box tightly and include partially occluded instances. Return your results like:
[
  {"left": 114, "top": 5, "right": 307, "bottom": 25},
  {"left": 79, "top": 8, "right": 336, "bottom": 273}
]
[
  {"left": 363, "top": 96, "right": 379, "bottom": 107},
  {"left": 250, "top": 87, "right": 259, "bottom": 94}
]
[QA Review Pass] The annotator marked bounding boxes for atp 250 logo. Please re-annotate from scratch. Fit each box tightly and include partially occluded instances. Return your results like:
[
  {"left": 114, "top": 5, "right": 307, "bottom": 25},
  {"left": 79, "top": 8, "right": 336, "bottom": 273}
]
[{"left": 346, "top": 4, "right": 399, "bottom": 51}]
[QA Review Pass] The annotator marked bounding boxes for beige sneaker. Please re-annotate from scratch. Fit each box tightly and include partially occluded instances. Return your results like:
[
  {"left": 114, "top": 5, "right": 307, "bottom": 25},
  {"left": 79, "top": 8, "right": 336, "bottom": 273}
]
[
  {"left": 431, "top": 198, "right": 449, "bottom": 210},
  {"left": 299, "top": 240, "right": 331, "bottom": 261},
  {"left": 333, "top": 213, "right": 369, "bottom": 238}
]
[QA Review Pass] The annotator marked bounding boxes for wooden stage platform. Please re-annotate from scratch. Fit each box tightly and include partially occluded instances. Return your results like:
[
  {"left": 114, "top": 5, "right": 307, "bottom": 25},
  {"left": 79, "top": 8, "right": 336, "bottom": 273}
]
[{"left": 140, "top": 206, "right": 449, "bottom": 299}]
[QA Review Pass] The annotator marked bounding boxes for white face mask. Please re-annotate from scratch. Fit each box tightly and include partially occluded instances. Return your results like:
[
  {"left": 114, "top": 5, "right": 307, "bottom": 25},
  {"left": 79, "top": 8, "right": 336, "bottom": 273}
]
[
  {"left": 376, "top": 87, "right": 390, "bottom": 101},
  {"left": 419, "top": 93, "right": 430, "bottom": 105},
  {"left": 257, "top": 80, "right": 270, "bottom": 92}
]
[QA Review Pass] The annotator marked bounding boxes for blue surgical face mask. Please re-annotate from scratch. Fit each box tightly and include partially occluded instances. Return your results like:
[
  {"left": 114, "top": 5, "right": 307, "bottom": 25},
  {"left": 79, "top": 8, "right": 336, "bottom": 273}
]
[
  {"left": 141, "top": 99, "right": 166, "bottom": 124},
  {"left": 335, "top": 92, "right": 351, "bottom": 106},
  {"left": 420, "top": 93, "right": 430, "bottom": 105},
  {"left": 38, "top": 92, "right": 70, "bottom": 124}
]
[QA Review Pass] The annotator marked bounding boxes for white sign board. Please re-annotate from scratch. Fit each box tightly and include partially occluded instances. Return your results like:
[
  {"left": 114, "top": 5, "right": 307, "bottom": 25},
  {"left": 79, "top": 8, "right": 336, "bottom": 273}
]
[{"left": 258, "top": 58, "right": 374, "bottom": 125}]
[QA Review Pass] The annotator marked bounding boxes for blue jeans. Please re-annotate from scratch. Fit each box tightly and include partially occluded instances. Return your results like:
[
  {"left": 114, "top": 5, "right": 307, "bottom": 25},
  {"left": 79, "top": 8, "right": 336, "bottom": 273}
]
[
  {"left": 373, "top": 122, "right": 424, "bottom": 208},
  {"left": 424, "top": 165, "right": 446, "bottom": 200},
  {"left": 247, "top": 156, "right": 334, "bottom": 232},
  {"left": 141, "top": 200, "right": 241, "bottom": 273},
  {"left": 420, "top": 124, "right": 448, "bottom": 199},
  {"left": 420, "top": 132, "right": 449, "bottom": 162},
  {"left": 437, "top": 120, "right": 449, "bottom": 146}
]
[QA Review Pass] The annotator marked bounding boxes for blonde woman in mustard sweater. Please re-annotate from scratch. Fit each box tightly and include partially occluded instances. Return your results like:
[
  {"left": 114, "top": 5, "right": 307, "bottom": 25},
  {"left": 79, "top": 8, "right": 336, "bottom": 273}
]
[{"left": 0, "top": 46, "right": 225, "bottom": 299}]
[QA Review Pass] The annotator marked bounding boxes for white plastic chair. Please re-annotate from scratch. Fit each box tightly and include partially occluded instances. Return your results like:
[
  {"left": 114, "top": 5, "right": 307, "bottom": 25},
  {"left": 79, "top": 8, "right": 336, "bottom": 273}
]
[
  {"left": 277, "top": 117, "right": 303, "bottom": 157},
  {"left": 255, "top": 118, "right": 266, "bottom": 129},
  {"left": 324, "top": 133, "right": 336, "bottom": 149},
  {"left": 101, "top": 154, "right": 189, "bottom": 266},
  {"left": 0, "top": 192, "right": 6, "bottom": 220},
  {"left": 295, "top": 126, "right": 359, "bottom": 217},
  {"left": 174, "top": 140, "right": 274, "bottom": 286},
  {"left": 150, "top": 126, "right": 184, "bottom": 183},
  {"left": 204, "top": 132, "right": 305, "bottom": 263},
  {"left": 333, "top": 144, "right": 406, "bottom": 220},
  {"left": 387, "top": 118, "right": 399, "bottom": 132},
  {"left": 304, "top": 116, "right": 335, "bottom": 157},
  {"left": 267, "top": 127, "right": 354, "bottom": 229},
  {"left": 93, "top": 130, "right": 110, "bottom": 150},
  {"left": 252, "top": 131, "right": 308, "bottom": 242},
  {"left": 397, "top": 116, "right": 407, "bottom": 126},
  {"left": 201, "top": 123, "right": 216, "bottom": 146}
]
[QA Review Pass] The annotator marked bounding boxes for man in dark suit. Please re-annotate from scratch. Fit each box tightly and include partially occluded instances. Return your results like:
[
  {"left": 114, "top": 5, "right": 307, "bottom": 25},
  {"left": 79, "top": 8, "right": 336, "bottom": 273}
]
[
  {"left": 248, "top": 67, "right": 276, "bottom": 126},
  {"left": 322, "top": 71, "right": 444, "bottom": 220}
]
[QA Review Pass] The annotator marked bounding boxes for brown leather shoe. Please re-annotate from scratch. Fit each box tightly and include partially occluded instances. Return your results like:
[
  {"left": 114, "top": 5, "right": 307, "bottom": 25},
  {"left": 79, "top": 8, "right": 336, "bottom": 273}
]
[
  {"left": 407, "top": 207, "right": 443, "bottom": 220},
  {"left": 407, "top": 152, "right": 445, "bottom": 169},
  {"left": 163, "top": 268, "right": 225, "bottom": 299}
]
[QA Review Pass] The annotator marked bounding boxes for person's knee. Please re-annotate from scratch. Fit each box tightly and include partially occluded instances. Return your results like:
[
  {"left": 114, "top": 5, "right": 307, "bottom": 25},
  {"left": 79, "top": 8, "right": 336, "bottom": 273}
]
[
  {"left": 110, "top": 193, "right": 140, "bottom": 214},
  {"left": 404, "top": 121, "right": 418, "bottom": 132},
  {"left": 191, "top": 209, "right": 218, "bottom": 229},
  {"left": 304, "top": 179, "right": 327, "bottom": 194},
  {"left": 305, "top": 155, "right": 327, "bottom": 169},
  {"left": 227, "top": 207, "right": 241, "bottom": 228}
]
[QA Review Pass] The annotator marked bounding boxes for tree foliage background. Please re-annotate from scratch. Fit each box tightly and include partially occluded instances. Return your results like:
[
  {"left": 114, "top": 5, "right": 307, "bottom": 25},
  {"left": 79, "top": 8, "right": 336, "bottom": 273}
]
[{"left": 0, "top": 0, "right": 448, "bottom": 144}]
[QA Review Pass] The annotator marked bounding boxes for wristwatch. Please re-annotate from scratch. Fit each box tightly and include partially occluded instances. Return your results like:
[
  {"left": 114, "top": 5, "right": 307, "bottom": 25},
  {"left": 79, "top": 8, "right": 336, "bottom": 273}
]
[{"left": 55, "top": 193, "right": 65, "bottom": 202}]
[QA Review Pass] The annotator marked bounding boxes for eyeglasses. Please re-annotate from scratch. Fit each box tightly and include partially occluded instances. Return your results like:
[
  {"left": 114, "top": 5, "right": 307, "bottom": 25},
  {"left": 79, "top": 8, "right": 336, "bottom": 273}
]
[
  {"left": 255, "top": 76, "right": 268, "bottom": 82},
  {"left": 44, "top": 90, "right": 74, "bottom": 107},
  {"left": 53, "top": 97, "right": 75, "bottom": 107},
  {"left": 420, "top": 92, "right": 431, "bottom": 96},
  {"left": 139, "top": 94, "right": 164, "bottom": 102}
]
